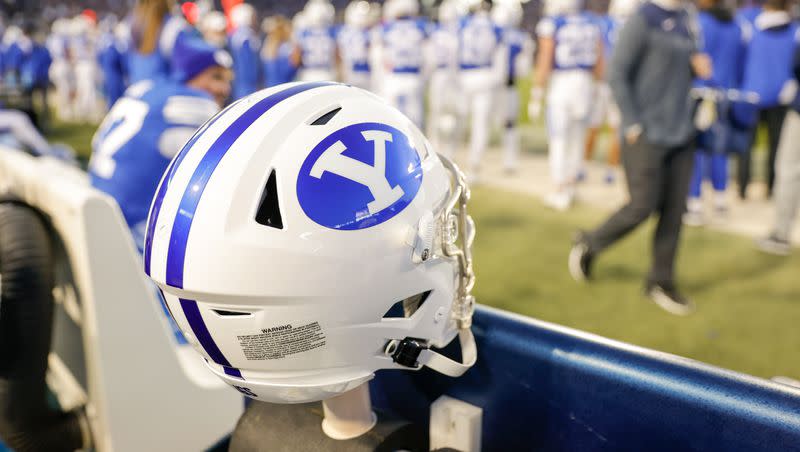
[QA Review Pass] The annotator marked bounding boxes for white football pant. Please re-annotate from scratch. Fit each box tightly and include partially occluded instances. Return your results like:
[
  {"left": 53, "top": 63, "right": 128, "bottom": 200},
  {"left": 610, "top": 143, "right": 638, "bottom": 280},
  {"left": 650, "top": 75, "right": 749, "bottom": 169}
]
[
  {"left": 461, "top": 68, "right": 497, "bottom": 173},
  {"left": 382, "top": 73, "right": 425, "bottom": 129},
  {"left": 74, "top": 60, "right": 101, "bottom": 122},
  {"left": 547, "top": 70, "right": 594, "bottom": 188}
]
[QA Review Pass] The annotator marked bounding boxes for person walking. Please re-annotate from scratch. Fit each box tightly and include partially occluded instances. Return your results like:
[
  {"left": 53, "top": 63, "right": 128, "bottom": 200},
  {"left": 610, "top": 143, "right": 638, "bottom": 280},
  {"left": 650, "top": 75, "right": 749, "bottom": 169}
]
[{"left": 568, "top": 0, "right": 712, "bottom": 316}]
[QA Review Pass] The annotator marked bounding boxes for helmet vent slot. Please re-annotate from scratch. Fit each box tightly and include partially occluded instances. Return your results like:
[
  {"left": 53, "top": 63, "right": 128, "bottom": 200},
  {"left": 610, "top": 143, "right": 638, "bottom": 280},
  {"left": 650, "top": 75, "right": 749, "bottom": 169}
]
[
  {"left": 213, "top": 309, "right": 252, "bottom": 317},
  {"left": 382, "top": 291, "right": 432, "bottom": 319},
  {"left": 255, "top": 169, "right": 284, "bottom": 229},
  {"left": 309, "top": 106, "right": 342, "bottom": 125}
]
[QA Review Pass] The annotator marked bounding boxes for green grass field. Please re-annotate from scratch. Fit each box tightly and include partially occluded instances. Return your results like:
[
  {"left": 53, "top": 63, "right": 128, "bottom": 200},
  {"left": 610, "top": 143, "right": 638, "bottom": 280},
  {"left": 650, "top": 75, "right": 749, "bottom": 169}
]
[{"left": 49, "top": 121, "right": 800, "bottom": 381}]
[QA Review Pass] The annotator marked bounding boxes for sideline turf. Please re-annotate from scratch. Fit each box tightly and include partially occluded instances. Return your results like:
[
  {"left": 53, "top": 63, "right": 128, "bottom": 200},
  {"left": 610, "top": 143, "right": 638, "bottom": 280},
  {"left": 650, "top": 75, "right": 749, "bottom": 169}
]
[{"left": 470, "top": 186, "right": 800, "bottom": 380}]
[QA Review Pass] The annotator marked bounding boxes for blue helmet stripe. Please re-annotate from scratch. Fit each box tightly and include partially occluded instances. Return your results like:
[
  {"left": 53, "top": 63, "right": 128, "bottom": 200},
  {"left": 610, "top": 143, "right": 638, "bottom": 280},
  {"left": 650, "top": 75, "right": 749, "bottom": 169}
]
[
  {"left": 179, "top": 298, "right": 232, "bottom": 366},
  {"left": 224, "top": 366, "right": 244, "bottom": 379},
  {"left": 164, "top": 81, "right": 336, "bottom": 289},
  {"left": 143, "top": 98, "right": 243, "bottom": 276}
]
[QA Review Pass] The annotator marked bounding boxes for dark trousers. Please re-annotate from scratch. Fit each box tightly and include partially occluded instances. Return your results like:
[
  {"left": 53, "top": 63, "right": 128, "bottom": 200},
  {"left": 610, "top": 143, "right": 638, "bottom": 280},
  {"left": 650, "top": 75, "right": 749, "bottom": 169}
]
[
  {"left": 586, "top": 137, "right": 695, "bottom": 286},
  {"left": 738, "top": 106, "right": 788, "bottom": 199}
]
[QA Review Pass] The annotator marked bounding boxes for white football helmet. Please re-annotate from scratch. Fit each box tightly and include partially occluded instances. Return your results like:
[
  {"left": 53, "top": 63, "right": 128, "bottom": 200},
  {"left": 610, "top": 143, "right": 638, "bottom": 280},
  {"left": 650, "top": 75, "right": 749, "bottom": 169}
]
[
  {"left": 438, "top": 0, "right": 461, "bottom": 24},
  {"left": 230, "top": 3, "right": 256, "bottom": 29},
  {"left": 384, "top": 0, "right": 420, "bottom": 20},
  {"left": 345, "top": 0, "right": 373, "bottom": 27},
  {"left": 492, "top": 0, "right": 523, "bottom": 27},
  {"left": 543, "top": 0, "right": 581, "bottom": 16},
  {"left": 51, "top": 18, "right": 68, "bottom": 35},
  {"left": 144, "top": 82, "right": 477, "bottom": 404},
  {"left": 609, "top": 0, "right": 641, "bottom": 21},
  {"left": 201, "top": 11, "right": 228, "bottom": 34},
  {"left": 304, "top": 0, "right": 336, "bottom": 27},
  {"left": 292, "top": 10, "right": 309, "bottom": 31}
]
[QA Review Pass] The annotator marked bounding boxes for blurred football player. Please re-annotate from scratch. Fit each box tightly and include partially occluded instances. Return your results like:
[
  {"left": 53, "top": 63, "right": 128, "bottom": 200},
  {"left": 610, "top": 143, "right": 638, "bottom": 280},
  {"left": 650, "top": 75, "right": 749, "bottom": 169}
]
[
  {"left": 296, "top": 0, "right": 337, "bottom": 82},
  {"left": 229, "top": 3, "right": 261, "bottom": 99},
  {"left": 261, "top": 16, "right": 300, "bottom": 87},
  {"left": 47, "top": 18, "right": 75, "bottom": 120},
  {"left": 89, "top": 38, "right": 232, "bottom": 250},
  {"left": 458, "top": 0, "right": 506, "bottom": 180},
  {"left": 374, "top": 0, "right": 430, "bottom": 128},
  {"left": 584, "top": 0, "right": 639, "bottom": 185},
  {"left": 128, "top": 0, "right": 190, "bottom": 83},
  {"left": 97, "top": 15, "right": 127, "bottom": 108},
  {"left": 338, "top": 1, "right": 374, "bottom": 90},
  {"left": 493, "top": 0, "right": 533, "bottom": 173},
  {"left": 427, "top": 0, "right": 461, "bottom": 157},
  {"left": 531, "top": 0, "right": 604, "bottom": 210},
  {"left": 71, "top": 14, "right": 102, "bottom": 122},
  {"left": 736, "top": 0, "right": 798, "bottom": 199},
  {"left": 684, "top": 0, "right": 750, "bottom": 226},
  {"left": 2, "top": 25, "right": 30, "bottom": 88}
]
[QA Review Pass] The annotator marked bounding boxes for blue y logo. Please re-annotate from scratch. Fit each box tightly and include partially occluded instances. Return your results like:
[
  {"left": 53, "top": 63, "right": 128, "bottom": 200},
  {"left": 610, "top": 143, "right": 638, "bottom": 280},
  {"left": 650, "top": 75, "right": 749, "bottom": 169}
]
[{"left": 297, "top": 123, "right": 423, "bottom": 230}]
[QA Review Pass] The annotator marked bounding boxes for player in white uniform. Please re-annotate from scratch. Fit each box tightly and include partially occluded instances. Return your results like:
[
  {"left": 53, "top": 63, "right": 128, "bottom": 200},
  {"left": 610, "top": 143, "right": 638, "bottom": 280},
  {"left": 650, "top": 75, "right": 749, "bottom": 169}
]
[
  {"left": 70, "top": 14, "right": 102, "bottom": 123},
  {"left": 426, "top": 0, "right": 461, "bottom": 158},
  {"left": 530, "top": 0, "right": 603, "bottom": 210},
  {"left": 296, "top": 0, "right": 337, "bottom": 82},
  {"left": 374, "top": 0, "right": 430, "bottom": 128},
  {"left": 458, "top": 0, "right": 507, "bottom": 180},
  {"left": 492, "top": 0, "right": 534, "bottom": 173},
  {"left": 47, "top": 18, "right": 75, "bottom": 121},
  {"left": 338, "top": 1, "right": 374, "bottom": 90}
]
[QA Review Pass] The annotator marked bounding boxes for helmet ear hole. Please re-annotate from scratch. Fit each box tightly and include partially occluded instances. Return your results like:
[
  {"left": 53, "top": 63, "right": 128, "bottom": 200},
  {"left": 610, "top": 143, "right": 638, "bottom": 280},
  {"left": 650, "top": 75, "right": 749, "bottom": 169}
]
[
  {"left": 382, "top": 290, "right": 431, "bottom": 319},
  {"left": 255, "top": 169, "right": 284, "bottom": 229}
]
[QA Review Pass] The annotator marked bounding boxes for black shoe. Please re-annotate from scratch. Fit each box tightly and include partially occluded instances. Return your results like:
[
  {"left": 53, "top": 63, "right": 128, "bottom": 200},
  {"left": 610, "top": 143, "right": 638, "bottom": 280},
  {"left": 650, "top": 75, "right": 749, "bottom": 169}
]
[
  {"left": 645, "top": 282, "right": 694, "bottom": 316},
  {"left": 569, "top": 232, "right": 593, "bottom": 282},
  {"left": 756, "top": 234, "right": 791, "bottom": 256}
]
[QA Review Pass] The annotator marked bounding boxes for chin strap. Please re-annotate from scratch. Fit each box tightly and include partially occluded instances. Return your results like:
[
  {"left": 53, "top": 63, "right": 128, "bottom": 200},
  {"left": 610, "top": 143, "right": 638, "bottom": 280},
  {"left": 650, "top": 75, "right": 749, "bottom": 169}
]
[{"left": 388, "top": 329, "right": 477, "bottom": 377}]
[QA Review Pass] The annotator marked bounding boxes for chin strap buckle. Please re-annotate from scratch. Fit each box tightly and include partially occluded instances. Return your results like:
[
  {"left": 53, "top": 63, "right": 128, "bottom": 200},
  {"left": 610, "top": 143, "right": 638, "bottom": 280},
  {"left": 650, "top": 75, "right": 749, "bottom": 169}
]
[
  {"left": 387, "top": 338, "right": 425, "bottom": 369},
  {"left": 386, "top": 330, "right": 477, "bottom": 378}
]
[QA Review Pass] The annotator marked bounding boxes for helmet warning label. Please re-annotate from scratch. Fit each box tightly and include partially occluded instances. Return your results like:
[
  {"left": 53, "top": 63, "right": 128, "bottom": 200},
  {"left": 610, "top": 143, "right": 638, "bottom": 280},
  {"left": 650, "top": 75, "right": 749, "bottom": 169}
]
[{"left": 237, "top": 322, "right": 326, "bottom": 360}]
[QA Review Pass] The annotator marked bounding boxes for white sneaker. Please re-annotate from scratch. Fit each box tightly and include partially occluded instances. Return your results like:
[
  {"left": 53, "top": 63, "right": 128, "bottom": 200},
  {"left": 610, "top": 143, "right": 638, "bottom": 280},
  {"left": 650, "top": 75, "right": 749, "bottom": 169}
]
[
  {"left": 684, "top": 198, "right": 704, "bottom": 227},
  {"left": 544, "top": 192, "right": 572, "bottom": 211}
]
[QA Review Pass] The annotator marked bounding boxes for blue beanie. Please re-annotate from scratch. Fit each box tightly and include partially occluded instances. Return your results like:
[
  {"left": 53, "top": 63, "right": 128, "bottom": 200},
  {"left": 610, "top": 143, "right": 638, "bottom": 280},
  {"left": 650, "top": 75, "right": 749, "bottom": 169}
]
[{"left": 171, "top": 36, "right": 232, "bottom": 83}]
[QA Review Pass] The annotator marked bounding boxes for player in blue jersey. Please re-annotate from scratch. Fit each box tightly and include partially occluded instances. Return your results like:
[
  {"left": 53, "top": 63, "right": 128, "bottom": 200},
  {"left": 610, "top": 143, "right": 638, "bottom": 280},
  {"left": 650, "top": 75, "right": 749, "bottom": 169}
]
[
  {"left": 492, "top": 0, "right": 533, "bottom": 174},
  {"left": 2, "top": 25, "right": 30, "bottom": 89},
  {"left": 261, "top": 16, "right": 300, "bottom": 88},
  {"left": 97, "top": 18, "right": 128, "bottom": 108},
  {"left": 584, "top": 0, "right": 639, "bottom": 185},
  {"left": 89, "top": 38, "right": 232, "bottom": 250},
  {"left": 374, "top": 0, "right": 431, "bottom": 129},
  {"left": 229, "top": 3, "right": 261, "bottom": 100},
  {"left": 296, "top": 0, "right": 338, "bottom": 82},
  {"left": 458, "top": 0, "right": 505, "bottom": 180},
  {"left": 128, "top": 0, "right": 191, "bottom": 84},
  {"left": 737, "top": 0, "right": 799, "bottom": 199},
  {"left": 427, "top": 0, "right": 461, "bottom": 158},
  {"left": 338, "top": 1, "right": 374, "bottom": 90},
  {"left": 531, "top": 0, "right": 604, "bottom": 211},
  {"left": 262, "top": 16, "right": 300, "bottom": 87},
  {"left": 685, "top": 0, "right": 750, "bottom": 226}
]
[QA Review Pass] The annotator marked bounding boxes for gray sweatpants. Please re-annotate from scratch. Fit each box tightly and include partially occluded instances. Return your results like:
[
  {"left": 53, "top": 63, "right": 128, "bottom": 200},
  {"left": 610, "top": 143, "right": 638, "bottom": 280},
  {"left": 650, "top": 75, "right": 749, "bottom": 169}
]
[{"left": 773, "top": 109, "right": 800, "bottom": 242}]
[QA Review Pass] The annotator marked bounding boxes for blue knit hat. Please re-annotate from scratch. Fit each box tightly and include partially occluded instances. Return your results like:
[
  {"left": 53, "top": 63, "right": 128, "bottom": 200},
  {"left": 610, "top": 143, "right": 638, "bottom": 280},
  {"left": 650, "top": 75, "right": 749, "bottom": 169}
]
[{"left": 171, "top": 36, "right": 232, "bottom": 83}]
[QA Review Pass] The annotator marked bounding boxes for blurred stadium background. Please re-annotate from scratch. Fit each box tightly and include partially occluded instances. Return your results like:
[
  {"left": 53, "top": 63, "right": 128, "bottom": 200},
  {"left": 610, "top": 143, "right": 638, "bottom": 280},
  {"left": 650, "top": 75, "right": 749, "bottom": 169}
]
[{"left": 1, "top": 0, "right": 797, "bottom": 382}]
